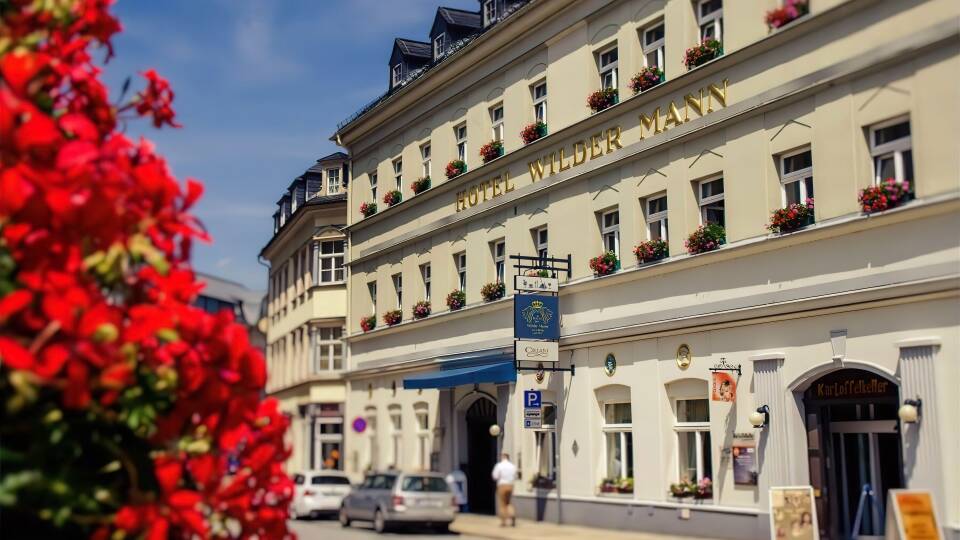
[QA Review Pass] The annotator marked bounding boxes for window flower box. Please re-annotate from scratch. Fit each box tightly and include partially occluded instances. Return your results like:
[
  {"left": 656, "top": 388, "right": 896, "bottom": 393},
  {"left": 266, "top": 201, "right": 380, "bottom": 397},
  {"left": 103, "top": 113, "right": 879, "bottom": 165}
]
[
  {"left": 768, "top": 198, "right": 815, "bottom": 234},
  {"left": 446, "top": 289, "right": 466, "bottom": 311},
  {"left": 521, "top": 121, "right": 548, "bottom": 145},
  {"left": 765, "top": 0, "right": 809, "bottom": 30},
  {"left": 629, "top": 67, "right": 664, "bottom": 94},
  {"left": 589, "top": 251, "right": 619, "bottom": 276},
  {"left": 526, "top": 268, "right": 551, "bottom": 278},
  {"left": 410, "top": 176, "right": 431, "bottom": 195},
  {"left": 383, "top": 189, "right": 402, "bottom": 207},
  {"left": 684, "top": 38, "right": 723, "bottom": 70},
  {"left": 360, "top": 315, "right": 376, "bottom": 332},
  {"left": 479, "top": 140, "right": 504, "bottom": 163},
  {"left": 382, "top": 309, "right": 402, "bottom": 326},
  {"left": 480, "top": 281, "right": 505, "bottom": 302},
  {"left": 599, "top": 477, "right": 633, "bottom": 494},
  {"left": 412, "top": 300, "right": 431, "bottom": 320},
  {"left": 360, "top": 201, "right": 378, "bottom": 218},
  {"left": 859, "top": 177, "right": 912, "bottom": 214},
  {"left": 530, "top": 474, "right": 556, "bottom": 490},
  {"left": 685, "top": 223, "right": 725, "bottom": 254},
  {"left": 633, "top": 239, "right": 669, "bottom": 264},
  {"left": 587, "top": 88, "right": 618, "bottom": 113},
  {"left": 445, "top": 159, "right": 467, "bottom": 179}
]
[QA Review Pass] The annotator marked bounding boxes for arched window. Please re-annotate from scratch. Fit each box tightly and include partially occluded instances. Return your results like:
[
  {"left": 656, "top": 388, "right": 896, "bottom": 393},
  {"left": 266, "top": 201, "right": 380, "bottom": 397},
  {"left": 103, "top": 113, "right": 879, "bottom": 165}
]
[
  {"left": 414, "top": 402, "right": 430, "bottom": 471},
  {"left": 667, "top": 379, "right": 712, "bottom": 489}
]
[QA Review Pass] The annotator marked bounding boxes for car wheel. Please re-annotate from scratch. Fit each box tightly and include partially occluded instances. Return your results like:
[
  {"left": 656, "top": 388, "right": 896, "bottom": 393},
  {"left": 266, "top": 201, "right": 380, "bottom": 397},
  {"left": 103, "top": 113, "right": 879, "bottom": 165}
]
[
  {"left": 338, "top": 506, "right": 351, "bottom": 527},
  {"left": 373, "top": 509, "right": 388, "bottom": 534}
]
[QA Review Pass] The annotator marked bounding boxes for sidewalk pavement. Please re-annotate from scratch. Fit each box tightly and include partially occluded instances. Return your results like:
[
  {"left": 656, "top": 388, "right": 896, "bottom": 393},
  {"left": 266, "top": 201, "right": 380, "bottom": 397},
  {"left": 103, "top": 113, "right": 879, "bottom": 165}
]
[{"left": 450, "top": 513, "right": 723, "bottom": 540}]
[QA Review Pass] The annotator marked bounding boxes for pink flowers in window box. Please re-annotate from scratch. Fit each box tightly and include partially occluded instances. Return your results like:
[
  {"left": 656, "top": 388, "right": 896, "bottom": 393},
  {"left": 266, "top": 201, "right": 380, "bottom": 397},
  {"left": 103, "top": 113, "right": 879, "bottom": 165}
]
[
  {"left": 768, "top": 198, "right": 815, "bottom": 234},
  {"left": 765, "top": 0, "right": 809, "bottom": 30},
  {"left": 382, "top": 309, "right": 402, "bottom": 326},
  {"left": 589, "top": 251, "right": 619, "bottom": 276},
  {"left": 446, "top": 289, "right": 466, "bottom": 311},
  {"left": 383, "top": 189, "right": 402, "bottom": 207},
  {"left": 479, "top": 140, "right": 504, "bottom": 163},
  {"left": 587, "top": 88, "right": 618, "bottom": 113},
  {"left": 360, "top": 315, "right": 377, "bottom": 332},
  {"left": 684, "top": 39, "right": 723, "bottom": 70},
  {"left": 629, "top": 67, "right": 664, "bottom": 94},
  {"left": 360, "top": 201, "right": 378, "bottom": 217},
  {"left": 633, "top": 239, "right": 669, "bottom": 264},
  {"left": 521, "top": 121, "right": 548, "bottom": 145},
  {"left": 412, "top": 300, "right": 431, "bottom": 319},
  {"left": 480, "top": 281, "right": 506, "bottom": 302},
  {"left": 411, "top": 176, "right": 431, "bottom": 195},
  {"left": 685, "top": 223, "right": 726, "bottom": 254},
  {"left": 859, "top": 177, "right": 912, "bottom": 214},
  {"left": 445, "top": 159, "right": 467, "bottom": 179}
]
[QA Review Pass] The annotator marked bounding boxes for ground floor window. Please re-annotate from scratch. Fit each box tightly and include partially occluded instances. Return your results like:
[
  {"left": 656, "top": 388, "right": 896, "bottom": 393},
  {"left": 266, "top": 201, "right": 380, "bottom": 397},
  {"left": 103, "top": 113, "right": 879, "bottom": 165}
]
[
  {"left": 312, "top": 414, "right": 343, "bottom": 470},
  {"left": 601, "top": 402, "right": 633, "bottom": 487},
  {"left": 534, "top": 403, "right": 557, "bottom": 485},
  {"left": 674, "top": 398, "right": 711, "bottom": 484}
]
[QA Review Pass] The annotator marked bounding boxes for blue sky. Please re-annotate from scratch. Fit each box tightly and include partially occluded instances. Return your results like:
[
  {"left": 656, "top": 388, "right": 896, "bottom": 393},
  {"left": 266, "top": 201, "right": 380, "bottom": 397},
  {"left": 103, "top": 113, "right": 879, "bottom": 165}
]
[{"left": 104, "top": 0, "right": 479, "bottom": 291}]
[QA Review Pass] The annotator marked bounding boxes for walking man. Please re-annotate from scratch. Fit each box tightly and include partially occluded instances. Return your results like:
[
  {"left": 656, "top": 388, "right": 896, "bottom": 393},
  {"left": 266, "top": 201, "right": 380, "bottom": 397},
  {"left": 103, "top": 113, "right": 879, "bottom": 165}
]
[{"left": 491, "top": 452, "right": 517, "bottom": 527}]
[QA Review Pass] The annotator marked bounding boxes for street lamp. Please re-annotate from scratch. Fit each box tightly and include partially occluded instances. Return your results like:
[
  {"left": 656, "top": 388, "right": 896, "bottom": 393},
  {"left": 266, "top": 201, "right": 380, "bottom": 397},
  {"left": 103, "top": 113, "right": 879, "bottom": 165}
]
[
  {"left": 750, "top": 405, "right": 770, "bottom": 429},
  {"left": 488, "top": 424, "right": 502, "bottom": 437},
  {"left": 898, "top": 398, "right": 922, "bottom": 424}
]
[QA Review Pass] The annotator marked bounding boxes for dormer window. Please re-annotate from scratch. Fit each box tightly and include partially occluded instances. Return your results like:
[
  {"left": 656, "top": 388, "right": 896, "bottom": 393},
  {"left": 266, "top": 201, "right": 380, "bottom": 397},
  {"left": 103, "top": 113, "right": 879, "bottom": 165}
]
[
  {"left": 392, "top": 64, "right": 402, "bottom": 87},
  {"left": 483, "top": 0, "right": 497, "bottom": 26},
  {"left": 434, "top": 34, "right": 445, "bottom": 58}
]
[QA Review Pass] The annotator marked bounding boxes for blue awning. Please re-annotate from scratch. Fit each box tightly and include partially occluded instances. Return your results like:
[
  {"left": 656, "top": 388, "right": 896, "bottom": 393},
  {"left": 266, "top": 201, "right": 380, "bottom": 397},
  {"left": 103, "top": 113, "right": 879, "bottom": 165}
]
[{"left": 403, "top": 359, "right": 516, "bottom": 390}]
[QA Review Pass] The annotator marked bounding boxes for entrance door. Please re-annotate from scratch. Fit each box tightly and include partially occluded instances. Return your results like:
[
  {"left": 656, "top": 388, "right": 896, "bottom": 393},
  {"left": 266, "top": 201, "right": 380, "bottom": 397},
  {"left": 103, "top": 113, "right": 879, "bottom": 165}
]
[
  {"left": 803, "top": 369, "right": 903, "bottom": 540},
  {"left": 464, "top": 398, "right": 497, "bottom": 514}
]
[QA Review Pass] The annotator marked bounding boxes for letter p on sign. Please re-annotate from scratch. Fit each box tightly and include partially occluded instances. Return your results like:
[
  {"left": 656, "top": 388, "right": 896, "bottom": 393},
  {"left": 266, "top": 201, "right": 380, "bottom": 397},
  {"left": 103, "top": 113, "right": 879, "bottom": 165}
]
[{"left": 524, "top": 390, "right": 542, "bottom": 408}]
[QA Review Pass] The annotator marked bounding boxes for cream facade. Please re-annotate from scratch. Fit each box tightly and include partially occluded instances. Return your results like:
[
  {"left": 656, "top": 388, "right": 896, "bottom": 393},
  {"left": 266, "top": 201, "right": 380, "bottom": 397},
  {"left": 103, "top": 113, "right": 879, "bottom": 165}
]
[
  {"left": 336, "top": 0, "right": 959, "bottom": 538},
  {"left": 262, "top": 153, "right": 349, "bottom": 473}
]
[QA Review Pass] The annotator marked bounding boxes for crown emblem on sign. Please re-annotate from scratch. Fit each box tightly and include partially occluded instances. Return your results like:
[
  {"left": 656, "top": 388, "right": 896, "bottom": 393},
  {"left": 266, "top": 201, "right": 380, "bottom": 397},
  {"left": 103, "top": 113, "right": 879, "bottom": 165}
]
[{"left": 530, "top": 300, "right": 543, "bottom": 309}]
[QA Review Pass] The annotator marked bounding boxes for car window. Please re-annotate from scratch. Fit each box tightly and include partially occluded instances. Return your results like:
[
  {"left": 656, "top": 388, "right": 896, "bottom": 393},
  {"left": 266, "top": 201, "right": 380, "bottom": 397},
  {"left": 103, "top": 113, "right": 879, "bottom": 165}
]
[
  {"left": 382, "top": 475, "right": 397, "bottom": 490},
  {"left": 360, "top": 475, "right": 375, "bottom": 489},
  {"left": 370, "top": 475, "right": 388, "bottom": 489},
  {"left": 311, "top": 475, "right": 351, "bottom": 485},
  {"left": 401, "top": 476, "right": 450, "bottom": 492},
  {"left": 294, "top": 474, "right": 305, "bottom": 485}
]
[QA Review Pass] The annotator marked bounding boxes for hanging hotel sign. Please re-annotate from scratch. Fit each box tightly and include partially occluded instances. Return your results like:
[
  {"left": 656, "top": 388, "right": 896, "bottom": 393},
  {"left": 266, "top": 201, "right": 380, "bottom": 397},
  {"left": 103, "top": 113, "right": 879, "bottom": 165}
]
[
  {"left": 887, "top": 490, "right": 943, "bottom": 540},
  {"left": 515, "top": 274, "right": 559, "bottom": 293},
  {"left": 515, "top": 340, "right": 558, "bottom": 363},
  {"left": 711, "top": 371, "right": 737, "bottom": 402},
  {"left": 514, "top": 294, "right": 559, "bottom": 340}
]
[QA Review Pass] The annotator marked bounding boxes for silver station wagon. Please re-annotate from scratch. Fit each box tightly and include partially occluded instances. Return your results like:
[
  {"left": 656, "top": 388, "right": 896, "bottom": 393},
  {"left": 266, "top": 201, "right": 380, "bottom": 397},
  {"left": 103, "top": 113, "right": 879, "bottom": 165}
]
[{"left": 339, "top": 471, "right": 457, "bottom": 533}]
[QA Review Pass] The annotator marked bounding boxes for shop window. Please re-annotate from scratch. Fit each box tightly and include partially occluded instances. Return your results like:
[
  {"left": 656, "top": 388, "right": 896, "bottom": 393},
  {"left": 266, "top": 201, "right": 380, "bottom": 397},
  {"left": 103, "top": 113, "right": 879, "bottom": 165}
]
[
  {"left": 697, "top": 0, "right": 723, "bottom": 43},
  {"left": 598, "top": 46, "right": 619, "bottom": 91},
  {"left": 601, "top": 209, "right": 620, "bottom": 258},
  {"left": 780, "top": 148, "right": 814, "bottom": 206},
  {"left": 533, "top": 82, "right": 547, "bottom": 124},
  {"left": 316, "top": 240, "right": 345, "bottom": 284},
  {"left": 602, "top": 402, "right": 633, "bottom": 482},
  {"left": 698, "top": 176, "right": 725, "bottom": 227},
  {"left": 675, "top": 398, "right": 712, "bottom": 485},
  {"left": 644, "top": 194, "right": 668, "bottom": 241},
  {"left": 642, "top": 22, "right": 665, "bottom": 69},
  {"left": 869, "top": 118, "right": 912, "bottom": 185}
]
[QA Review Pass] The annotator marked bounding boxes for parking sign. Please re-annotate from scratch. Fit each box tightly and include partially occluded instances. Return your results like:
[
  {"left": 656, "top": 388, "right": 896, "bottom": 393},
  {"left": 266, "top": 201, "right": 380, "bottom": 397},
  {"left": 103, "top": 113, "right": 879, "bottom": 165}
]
[{"left": 524, "top": 390, "right": 542, "bottom": 408}]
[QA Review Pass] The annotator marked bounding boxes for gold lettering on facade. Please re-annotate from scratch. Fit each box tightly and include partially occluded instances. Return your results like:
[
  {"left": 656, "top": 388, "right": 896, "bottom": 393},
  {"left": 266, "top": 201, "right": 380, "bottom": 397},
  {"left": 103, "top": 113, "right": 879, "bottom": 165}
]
[
  {"left": 548, "top": 152, "right": 557, "bottom": 175},
  {"left": 639, "top": 108, "right": 662, "bottom": 139},
  {"left": 456, "top": 190, "right": 466, "bottom": 212},
  {"left": 529, "top": 159, "right": 546, "bottom": 182},
  {"left": 605, "top": 126, "right": 623, "bottom": 153},
  {"left": 573, "top": 141, "right": 587, "bottom": 165},
  {"left": 664, "top": 101, "right": 684, "bottom": 129},
  {"left": 504, "top": 172, "right": 515, "bottom": 192},
  {"left": 707, "top": 78, "right": 728, "bottom": 112},
  {"left": 468, "top": 186, "right": 478, "bottom": 206},
  {"left": 590, "top": 134, "right": 603, "bottom": 159},
  {"left": 639, "top": 79, "right": 729, "bottom": 136},
  {"left": 492, "top": 178, "right": 502, "bottom": 197},
  {"left": 558, "top": 147, "right": 571, "bottom": 171},
  {"left": 684, "top": 90, "right": 704, "bottom": 121}
]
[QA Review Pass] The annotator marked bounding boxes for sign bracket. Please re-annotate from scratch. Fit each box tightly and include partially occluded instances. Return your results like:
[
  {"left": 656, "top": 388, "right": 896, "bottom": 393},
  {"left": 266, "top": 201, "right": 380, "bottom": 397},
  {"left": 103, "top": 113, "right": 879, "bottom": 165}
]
[
  {"left": 709, "top": 357, "right": 741, "bottom": 377},
  {"left": 515, "top": 360, "right": 575, "bottom": 376}
]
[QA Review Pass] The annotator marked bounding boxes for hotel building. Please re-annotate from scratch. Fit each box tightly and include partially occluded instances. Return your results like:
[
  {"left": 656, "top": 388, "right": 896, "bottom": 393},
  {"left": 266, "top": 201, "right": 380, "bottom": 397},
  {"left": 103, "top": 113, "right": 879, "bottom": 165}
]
[
  {"left": 334, "top": 0, "right": 959, "bottom": 538},
  {"left": 261, "top": 152, "right": 350, "bottom": 472}
]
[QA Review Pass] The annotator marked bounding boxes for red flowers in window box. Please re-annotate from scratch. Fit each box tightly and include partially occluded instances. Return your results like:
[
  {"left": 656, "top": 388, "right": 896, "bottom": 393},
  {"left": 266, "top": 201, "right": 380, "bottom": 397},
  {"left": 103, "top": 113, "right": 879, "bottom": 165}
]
[
  {"left": 858, "top": 178, "right": 912, "bottom": 214},
  {"left": 411, "top": 176, "right": 431, "bottom": 195},
  {"left": 684, "top": 38, "right": 723, "bottom": 70},
  {"left": 445, "top": 160, "right": 467, "bottom": 179},
  {"left": 629, "top": 67, "right": 664, "bottom": 94},
  {"left": 360, "top": 201, "right": 378, "bottom": 217},
  {"left": 383, "top": 189, "right": 402, "bottom": 207},
  {"left": 412, "top": 300, "right": 431, "bottom": 319},
  {"left": 685, "top": 223, "right": 726, "bottom": 254},
  {"left": 589, "top": 251, "right": 619, "bottom": 276},
  {"left": 587, "top": 88, "right": 618, "bottom": 113},
  {"left": 521, "top": 121, "right": 548, "bottom": 145},
  {"left": 479, "top": 140, "right": 504, "bottom": 163},
  {"left": 480, "top": 281, "right": 506, "bottom": 302},
  {"left": 633, "top": 239, "right": 669, "bottom": 264},
  {"left": 768, "top": 198, "right": 815, "bottom": 234},
  {"left": 360, "top": 315, "right": 377, "bottom": 332},
  {"left": 765, "top": 0, "right": 809, "bottom": 30},
  {"left": 383, "top": 309, "right": 402, "bottom": 326},
  {"left": 446, "top": 289, "right": 466, "bottom": 311}
]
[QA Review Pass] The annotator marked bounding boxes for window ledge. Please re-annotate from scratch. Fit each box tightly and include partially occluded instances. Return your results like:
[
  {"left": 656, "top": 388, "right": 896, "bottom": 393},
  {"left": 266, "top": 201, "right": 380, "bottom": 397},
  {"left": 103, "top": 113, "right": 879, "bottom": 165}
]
[{"left": 513, "top": 493, "right": 760, "bottom": 515}]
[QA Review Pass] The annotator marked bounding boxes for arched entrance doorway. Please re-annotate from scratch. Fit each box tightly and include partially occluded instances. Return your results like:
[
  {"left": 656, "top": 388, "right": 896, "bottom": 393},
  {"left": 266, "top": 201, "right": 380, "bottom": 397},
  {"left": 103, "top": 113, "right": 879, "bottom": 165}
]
[
  {"left": 802, "top": 368, "right": 903, "bottom": 540},
  {"left": 463, "top": 398, "right": 497, "bottom": 514}
]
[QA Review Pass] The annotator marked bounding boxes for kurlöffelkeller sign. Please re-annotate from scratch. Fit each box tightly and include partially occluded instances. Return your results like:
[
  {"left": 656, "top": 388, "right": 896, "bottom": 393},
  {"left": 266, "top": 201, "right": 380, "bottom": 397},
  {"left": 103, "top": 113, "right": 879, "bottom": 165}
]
[{"left": 514, "top": 294, "right": 559, "bottom": 340}]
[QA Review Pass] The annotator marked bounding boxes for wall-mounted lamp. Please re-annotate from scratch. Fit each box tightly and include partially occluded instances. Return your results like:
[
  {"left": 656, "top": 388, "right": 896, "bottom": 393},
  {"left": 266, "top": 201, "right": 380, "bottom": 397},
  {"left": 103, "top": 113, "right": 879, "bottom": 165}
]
[
  {"left": 749, "top": 405, "right": 770, "bottom": 429},
  {"left": 488, "top": 424, "right": 502, "bottom": 437},
  {"left": 898, "top": 398, "right": 922, "bottom": 424}
]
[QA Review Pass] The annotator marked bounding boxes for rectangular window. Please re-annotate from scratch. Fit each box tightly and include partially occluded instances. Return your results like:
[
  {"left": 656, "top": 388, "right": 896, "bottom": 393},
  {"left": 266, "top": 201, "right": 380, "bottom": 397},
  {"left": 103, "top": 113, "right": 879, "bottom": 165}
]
[
  {"left": 602, "top": 402, "right": 633, "bottom": 482},
  {"left": 392, "top": 64, "right": 402, "bottom": 86},
  {"left": 536, "top": 403, "right": 557, "bottom": 481},
  {"left": 780, "top": 148, "right": 814, "bottom": 206},
  {"left": 456, "top": 252, "right": 467, "bottom": 292},
  {"left": 420, "top": 143, "right": 431, "bottom": 178},
  {"left": 315, "top": 416, "right": 344, "bottom": 470},
  {"left": 390, "top": 410, "right": 403, "bottom": 468},
  {"left": 455, "top": 124, "right": 467, "bottom": 162},
  {"left": 421, "top": 263, "right": 431, "bottom": 302},
  {"left": 415, "top": 408, "right": 430, "bottom": 470},
  {"left": 433, "top": 34, "right": 445, "bottom": 58},
  {"left": 491, "top": 104, "right": 504, "bottom": 142},
  {"left": 675, "top": 398, "right": 712, "bottom": 485},
  {"left": 392, "top": 273, "right": 402, "bottom": 310},
  {"left": 698, "top": 177, "right": 725, "bottom": 227},
  {"left": 483, "top": 0, "right": 496, "bottom": 25},
  {"left": 869, "top": 118, "right": 912, "bottom": 185},
  {"left": 369, "top": 172, "right": 378, "bottom": 201},
  {"left": 697, "top": 0, "right": 723, "bottom": 42},
  {"left": 601, "top": 209, "right": 620, "bottom": 258},
  {"left": 599, "top": 46, "right": 618, "bottom": 91},
  {"left": 643, "top": 22, "right": 665, "bottom": 69},
  {"left": 317, "top": 240, "right": 345, "bottom": 283},
  {"left": 535, "top": 226, "right": 548, "bottom": 261},
  {"left": 645, "top": 194, "right": 668, "bottom": 241},
  {"left": 327, "top": 168, "right": 341, "bottom": 194},
  {"left": 533, "top": 82, "right": 547, "bottom": 124},
  {"left": 392, "top": 158, "right": 402, "bottom": 191},
  {"left": 493, "top": 240, "right": 506, "bottom": 283},
  {"left": 313, "top": 326, "right": 344, "bottom": 372},
  {"left": 368, "top": 281, "right": 377, "bottom": 315}
]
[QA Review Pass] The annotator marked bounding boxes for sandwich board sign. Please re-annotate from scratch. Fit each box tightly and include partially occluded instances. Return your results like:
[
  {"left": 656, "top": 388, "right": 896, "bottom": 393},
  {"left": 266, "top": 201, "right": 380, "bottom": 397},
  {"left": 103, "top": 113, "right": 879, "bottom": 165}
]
[{"left": 887, "top": 490, "right": 943, "bottom": 540}]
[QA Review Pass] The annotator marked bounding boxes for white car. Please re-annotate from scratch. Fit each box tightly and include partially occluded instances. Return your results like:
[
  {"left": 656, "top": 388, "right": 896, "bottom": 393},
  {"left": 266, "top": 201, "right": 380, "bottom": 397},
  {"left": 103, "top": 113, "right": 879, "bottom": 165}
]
[{"left": 292, "top": 470, "right": 353, "bottom": 519}]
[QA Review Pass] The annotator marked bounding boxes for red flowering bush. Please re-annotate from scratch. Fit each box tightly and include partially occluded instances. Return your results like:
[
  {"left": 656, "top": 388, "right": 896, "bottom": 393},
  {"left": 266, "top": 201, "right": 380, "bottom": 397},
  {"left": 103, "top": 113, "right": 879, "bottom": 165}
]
[
  {"left": 411, "top": 176, "right": 431, "bottom": 194},
  {"left": 412, "top": 300, "right": 431, "bottom": 320},
  {"left": 521, "top": 121, "right": 548, "bottom": 145},
  {"left": 446, "top": 289, "right": 466, "bottom": 311},
  {"left": 445, "top": 159, "right": 467, "bottom": 179},
  {"left": 629, "top": 67, "right": 664, "bottom": 94},
  {"left": 587, "top": 88, "right": 618, "bottom": 112},
  {"left": 686, "top": 223, "right": 726, "bottom": 254},
  {"left": 0, "top": 2, "right": 293, "bottom": 538},
  {"left": 383, "top": 189, "right": 402, "bottom": 207},
  {"left": 633, "top": 239, "right": 669, "bottom": 263},
  {"left": 383, "top": 309, "right": 402, "bottom": 326},
  {"left": 480, "top": 281, "right": 506, "bottom": 302},
  {"left": 768, "top": 198, "right": 815, "bottom": 234},
  {"left": 589, "top": 251, "right": 619, "bottom": 276},
  {"left": 684, "top": 38, "right": 723, "bottom": 69},
  {"left": 765, "top": 0, "right": 809, "bottom": 30},
  {"left": 859, "top": 177, "right": 912, "bottom": 214},
  {"left": 360, "top": 201, "right": 378, "bottom": 217},
  {"left": 479, "top": 140, "right": 504, "bottom": 163},
  {"left": 360, "top": 315, "right": 377, "bottom": 332}
]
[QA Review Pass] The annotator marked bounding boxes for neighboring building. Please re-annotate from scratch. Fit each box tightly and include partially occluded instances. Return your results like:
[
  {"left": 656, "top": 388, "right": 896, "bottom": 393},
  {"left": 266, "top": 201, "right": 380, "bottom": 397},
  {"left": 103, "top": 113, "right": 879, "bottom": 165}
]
[
  {"left": 194, "top": 272, "right": 266, "bottom": 350},
  {"left": 333, "top": 0, "right": 959, "bottom": 538},
  {"left": 261, "top": 152, "right": 350, "bottom": 473}
]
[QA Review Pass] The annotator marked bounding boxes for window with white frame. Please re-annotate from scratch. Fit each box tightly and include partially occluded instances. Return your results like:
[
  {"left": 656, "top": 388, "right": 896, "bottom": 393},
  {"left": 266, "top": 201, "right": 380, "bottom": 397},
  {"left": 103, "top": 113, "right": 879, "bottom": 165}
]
[
  {"left": 599, "top": 46, "right": 618, "bottom": 91},
  {"left": 369, "top": 172, "right": 378, "bottom": 201},
  {"left": 697, "top": 0, "right": 723, "bottom": 42},
  {"left": 313, "top": 326, "right": 343, "bottom": 372},
  {"left": 698, "top": 177, "right": 725, "bottom": 227},
  {"left": 315, "top": 416, "right": 344, "bottom": 470},
  {"left": 389, "top": 407, "right": 403, "bottom": 468},
  {"left": 364, "top": 408, "right": 378, "bottom": 470},
  {"left": 455, "top": 123, "right": 467, "bottom": 162},
  {"left": 392, "top": 64, "right": 402, "bottom": 87},
  {"left": 780, "top": 148, "right": 814, "bottom": 206},
  {"left": 645, "top": 194, "right": 668, "bottom": 241},
  {"left": 420, "top": 143, "right": 431, "bottom": 178},
  {"left": 491, "top": 104, "right": 504, "bottom": 142},
  {"left": 392, "top": 273, "right": 402, "bottom": 310},
  {"left": 869, "top": 118, "right": 913, "bottom": 185},
  {"left": 456, "top": 252, "right": 467, "bottom": 291},
  {"left": 642, "top": 22, "right": 665, "bottom": 69},
  {"left": 535, "top": 403, "right": 557, "bottom": 481},
  {"left": 316, "top": 240, "right": 345, "bottom": 284},
  {"left": 483, "top": 0, "right": 496, "bottom": 26},
  {"left": 533, "top": 82, "right": 547, "bottom": 124},
  {"left": 675, "top": 398, "right": 712, "bottom": 485},
  {"left": 392, "top": 158, "right": 402, "bottom": 191},
  {"left": 414, "top": 404, "right": 430, "bottom": 470},
  {"left": 602, "top": 402, "right": 633, "bottom": 482},
  {"left": 535, "top": 226, "right": 548, "bottom": 261},
  {"left": 433, "top": 34, "right": 445, "bottom": 58},
  {"left": 326, "top": 169, "right": 341, "bottom": 195},
  {"left": 493, "top": 240, "right": 505, "bottom": 283},
  {"left": 368, "top": 281, "right": 377, "bottom": 314},
  {"left": 601, "top": 209, "right": 620, "bottom": 258},
  {"left": 421, "top": 263, "right": 431, "bottom": 302}
]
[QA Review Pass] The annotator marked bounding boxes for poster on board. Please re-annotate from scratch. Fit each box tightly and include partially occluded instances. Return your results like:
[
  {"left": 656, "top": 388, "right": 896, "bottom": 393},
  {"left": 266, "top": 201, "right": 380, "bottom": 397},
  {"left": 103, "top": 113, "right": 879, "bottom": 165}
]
[
  {"left": 732, "top": 438, "right": 758, "bottom": 486},
  {"left": 711, "top": 370, "right": 737, "bottom": 402},
  {"left": 887, "top": 490, "right": 943, "bottom": 540},
  {"left": 769, "top": 486, "right": 819, "bottom": 540}
]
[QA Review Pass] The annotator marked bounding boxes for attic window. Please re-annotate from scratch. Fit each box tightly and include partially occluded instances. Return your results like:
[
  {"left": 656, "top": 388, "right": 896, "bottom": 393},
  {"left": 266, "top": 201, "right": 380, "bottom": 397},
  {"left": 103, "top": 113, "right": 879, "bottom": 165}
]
[
  {"left": 434, "top": 34, "right": 445, "bottom": 58},
  {"left": 392, "top": 64, "right": 402, "bottom": 86},
  {"left": 483, "top": 0, "right": 497, "bottom": 26}
]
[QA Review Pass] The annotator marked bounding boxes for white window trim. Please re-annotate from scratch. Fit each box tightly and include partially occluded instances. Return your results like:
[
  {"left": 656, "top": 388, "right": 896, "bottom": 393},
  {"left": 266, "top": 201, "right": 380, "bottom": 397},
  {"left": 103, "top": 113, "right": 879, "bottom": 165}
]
[
  {"left": 697, "top": 0, "right": 723, "bottom": 43},
  {"left": 392, "top": 158, "right": 402, "bottom": 191},
  {"left": 456, "top": 252, "right": 467, "bottom": 292},
  {"left": 493, "top": 240, "right": 506, "bottom": 283},
  {"left": 642, "top": 22, "right": 665, "bottom": 69},
  {"left": 415, "top": 408, "right": 430, "bottom": 470},
  {"left": 600, "top": 209, "right": 620, "bottom": 258},
  {"left": 433, "top": 34, "right": 445, "bottom": 58},
  {"left": 421, "top": 263, "right": 431, "bottom": 302},
  {"left": 368, "top": 281, "right": 377, "bottom": 315},
  {"left": 369, "top": 172, "right": 378, "bottom": 201},
  {"left": 315, "top": 416, "right": 344, "bottom": 471},
  {"left": 455, "top": 124, "right": 467, "bottom": 162},
  {"left": 698, "top": 176, "right": 724, "bottom": 225},
  {"left": 393, "top": 273, "right": 402, "bottom": 310},
  {"left": 420, "top": 143, "right": 431, "bottom": 178},
  {"left": 535, "top": 226, "right": 548, "bottom": 260},
  {"left": 326, "top": 168, "right": 341, "bottom": 194},
  {"left": 313, "top": 326, "right": 343, "bottom": 372},
  {"left": 483, "top": 0, "right": 496, "bottom": 26},
  {"left": 645, "top": 194, "right": 668, "bottom": 242},
  {"left": 491, "top": 104, "right": 504, "bottom": 142},
  {"left": 316, "top": 239, "right": 345, "bottom": 284},
  {"left": 392, "top": 64, "right": 402, "bottom": 86},
  {"left": 780, "top": 147, "right": 813, "bottom": 206},
  {"left": 673, "top": 398, "right": 712, "bottom": 485},
  {"left": 598, "top": 45, "right": 619, "bottom": 91},
  {"left": 601, "top": 400, "right": 632, "bottom": 480},
  {"left": 533, "top": 82, "right": 547, "bottom": 124},
  {"left": 389, "top": 410, "right": 403, "bottom": 468},
  {"left": 869, "top": 116, "right": 912, "bottom": 185}
]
